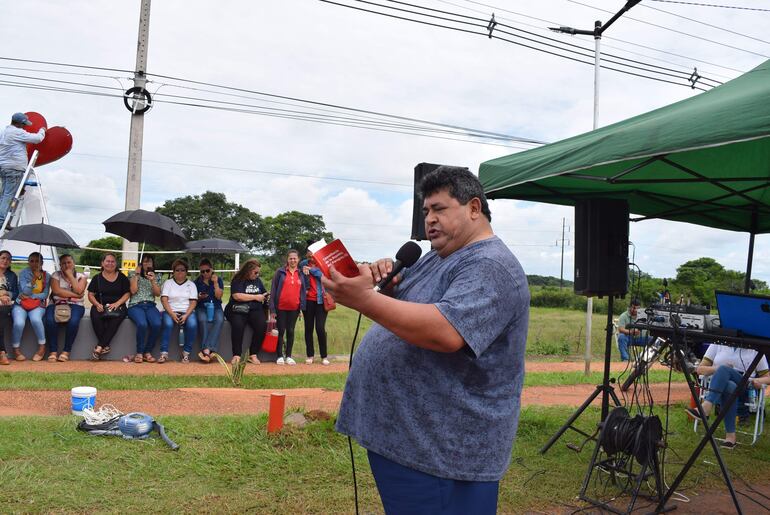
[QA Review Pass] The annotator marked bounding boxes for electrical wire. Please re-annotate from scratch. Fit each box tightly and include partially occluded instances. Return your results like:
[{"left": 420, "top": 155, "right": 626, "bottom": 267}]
[
  {"left": 638, "top": 2, "right": 770, "bottom": 46},
  {"left": 566, "top": 0, "right": 770, "bottom": 59},
  {"left": 443, "top": 0, "right": 745, "bottom": 76},
  {"left": 649, "top": 0, "right": 770, "bottom": 11},
  {"left": 321, "top": 0, "right": 711, "bottom": 90}
]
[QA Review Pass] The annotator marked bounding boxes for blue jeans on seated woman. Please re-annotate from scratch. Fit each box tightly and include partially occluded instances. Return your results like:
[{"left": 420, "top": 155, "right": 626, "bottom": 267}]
[
  {"left": 196, "top": 306, "right": 223, "bottom": 353},
  {"left": 127, "top": 302, "right": 162, "bottom": 355},
  {"left": 44, "top": 304, "right": 85, "bottom": 353},
  {"left": 160, "top": 311, "right": 197, "bottom": 354},
  {"left": 11, "top": 304, "right": 46, "bottom": 347},
  {"left": 705, "top": 365, "right": 746, "bottom": 434}
]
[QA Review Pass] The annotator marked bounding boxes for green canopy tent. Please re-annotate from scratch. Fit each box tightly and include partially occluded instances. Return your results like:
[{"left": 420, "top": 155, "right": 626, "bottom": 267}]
[{"left": 480, "top": 59, "right": 770, "bottom": 290}]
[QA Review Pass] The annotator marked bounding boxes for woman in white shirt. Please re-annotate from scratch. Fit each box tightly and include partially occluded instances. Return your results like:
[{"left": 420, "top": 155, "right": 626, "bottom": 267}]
[
  {"left": 686, "top": 344, "right": 769, "bottom": 448},
  {"left": 159, "top": 259, "right": 198, "bottom": 363},
  {"left": 43, "top": 254, "right": 87, "bottom": 362}
]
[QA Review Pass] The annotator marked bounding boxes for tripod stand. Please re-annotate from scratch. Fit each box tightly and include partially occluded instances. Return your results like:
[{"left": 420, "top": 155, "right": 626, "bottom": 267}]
[{"left": 540, "top": 295, "right": 621, "bottom": 454}]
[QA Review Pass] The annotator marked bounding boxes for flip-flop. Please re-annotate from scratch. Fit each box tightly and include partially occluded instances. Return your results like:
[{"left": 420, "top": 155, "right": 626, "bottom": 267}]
[
  {"left": 197, "top": 351, "right": 210, "bottom": 363},
  {"left": 122, "top": 355, "right": 132, "bottom": 363},
  {"left": 91, "top": 348, "right": 101, "bottom": 361},
  {"left": 143, "top": 354, "right": 156, "bottom": 363},
  {"left": 47, "top": 353, "right": 58, "bottom": 362},
  {"left": 57, "top": 352, "right": 69, "bottom": 362},
  {"left": 100, "top": 346, "right": 111, "bottom": 356}
]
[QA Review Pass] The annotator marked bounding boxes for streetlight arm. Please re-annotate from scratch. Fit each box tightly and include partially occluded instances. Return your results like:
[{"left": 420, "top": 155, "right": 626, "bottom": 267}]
[{"left": 598, "top": 0, "right": 640, "bottom": 35}]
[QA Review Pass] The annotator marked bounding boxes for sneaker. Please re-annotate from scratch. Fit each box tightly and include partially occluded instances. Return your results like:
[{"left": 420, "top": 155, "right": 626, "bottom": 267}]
[
  {"left": 721, "top": 440, "right": 737, "bottom": 449},
  {"left": 305, "top": 357, "right": 314, "bottom": 365},
  {"left": 181, "top": 351, "right": 190, "bottom": 364},
  {"left": 286, "top": 357, "right": 296, "bottom": 365},
  {"left": 322, "top": 358, "right": 330, "bottom": 366},
  {"left": 276, "top": 357, "right": 285, "bottom": 365},
  {"left": 685, "top": 407, "right": 707, "bottom": 420},
  {"left": 0, "top": 351, "right": 9, "bottom": 365}
]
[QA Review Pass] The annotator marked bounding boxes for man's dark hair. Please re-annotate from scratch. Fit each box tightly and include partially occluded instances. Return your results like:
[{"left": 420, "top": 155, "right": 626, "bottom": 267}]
[
  {"left": 419, "top": 166, "right": 492, "bottom": 222},
  {"left": 630, "top": 298, "right": 641, "bottom": 307}
]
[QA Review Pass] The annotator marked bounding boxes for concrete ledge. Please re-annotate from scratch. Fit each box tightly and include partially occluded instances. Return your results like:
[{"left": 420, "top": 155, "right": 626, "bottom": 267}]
[{"left": 11, "top": 316, "right": 280, "bottom": 362}]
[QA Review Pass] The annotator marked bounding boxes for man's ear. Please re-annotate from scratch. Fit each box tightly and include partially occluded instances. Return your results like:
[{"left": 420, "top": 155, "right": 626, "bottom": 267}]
[{"left": 468, "top": 197, "right": 482, "bottom": 219}]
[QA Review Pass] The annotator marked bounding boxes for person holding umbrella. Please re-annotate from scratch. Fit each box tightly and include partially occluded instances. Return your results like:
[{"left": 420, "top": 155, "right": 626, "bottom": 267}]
[
  {"left": 194, "top": 258, "right": 224, "bottom": 363},
  {"left": 10, "top": 252, "right": 50, "bottom": 361},
  {"left": 87, "top": 253, "right": 131, "bottom": 360},
  {"left": 43, "top": 254, "right": 87, "bottom": 362},
  {"left": 159, "top": 259, "right": 198, "bottom": 363},
  {"left": 126, "top": 255, "right": 161, "bottom": 363},
  {"left": 0, "top": 250, "right": 19, "bottom": 365}
]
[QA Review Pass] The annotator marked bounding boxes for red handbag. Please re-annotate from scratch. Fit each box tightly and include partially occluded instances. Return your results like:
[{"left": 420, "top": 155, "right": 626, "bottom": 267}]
[
  {"left": 20, "top": 297, "right": 42, "bottom": 311},
  {"left": 323, "top": 292, "right": 336, "bottom": 312},
  {"left": 262, "top": 319, "right": 278, "bottom": 353}
]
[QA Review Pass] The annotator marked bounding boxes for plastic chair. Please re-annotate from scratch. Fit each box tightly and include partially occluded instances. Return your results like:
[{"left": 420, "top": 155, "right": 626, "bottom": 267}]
[{"left": 693, "top": 374, "right": 766, "bottom": 445}]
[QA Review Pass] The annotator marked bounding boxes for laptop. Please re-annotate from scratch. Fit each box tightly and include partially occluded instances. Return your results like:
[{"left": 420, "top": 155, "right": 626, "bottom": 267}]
[{"left": 715, "top": 291, "right": 770, "bottom": 340}]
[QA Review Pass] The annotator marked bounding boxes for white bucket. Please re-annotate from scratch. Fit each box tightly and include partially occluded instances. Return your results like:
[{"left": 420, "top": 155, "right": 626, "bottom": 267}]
[{"left": 71, "top": 386, "right": 97, "bottom": 415}]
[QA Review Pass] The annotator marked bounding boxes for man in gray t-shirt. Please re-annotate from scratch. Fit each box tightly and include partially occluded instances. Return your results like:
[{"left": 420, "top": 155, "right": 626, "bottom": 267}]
[{"left": 323, "top": 166, "right": 529, "bottom": 514}]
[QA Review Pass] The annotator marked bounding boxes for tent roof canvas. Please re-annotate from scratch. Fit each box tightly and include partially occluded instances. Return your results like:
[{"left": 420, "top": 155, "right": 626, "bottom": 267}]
[{"left": 479, "top": 59, "right": 770, "bottom": 234}]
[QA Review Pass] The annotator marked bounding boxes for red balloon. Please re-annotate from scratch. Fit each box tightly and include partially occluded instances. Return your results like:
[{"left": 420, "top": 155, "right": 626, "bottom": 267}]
[
  {"left": 23, "top": 113, "right": 72, "bottom": 166},
  {"left": 23, "top": 112, "right": 48, "bottom": 134},
  {"left": 29, "top": 127, "right": 73, "bottom": 166}
]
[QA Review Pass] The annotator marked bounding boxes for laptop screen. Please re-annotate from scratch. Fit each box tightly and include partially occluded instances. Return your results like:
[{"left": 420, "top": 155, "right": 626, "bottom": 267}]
[{"left": 715, "top": 291, "right": 770, "bottom": 340}]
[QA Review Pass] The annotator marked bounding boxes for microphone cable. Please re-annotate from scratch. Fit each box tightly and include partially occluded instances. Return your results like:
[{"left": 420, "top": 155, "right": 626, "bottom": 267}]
[{"left": 347, "top": 311, "right": 364, "bottom": 515}]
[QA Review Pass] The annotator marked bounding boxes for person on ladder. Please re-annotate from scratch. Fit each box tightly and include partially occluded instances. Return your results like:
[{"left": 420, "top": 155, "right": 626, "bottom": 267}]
[{"left": 0, "top": 113, "right": 45, "bottom": 229}]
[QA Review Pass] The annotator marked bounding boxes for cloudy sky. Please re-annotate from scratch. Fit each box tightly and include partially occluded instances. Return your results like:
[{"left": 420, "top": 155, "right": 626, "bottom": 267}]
[{"left": 1, "top": 0, "right": 768, "bottom": 281}]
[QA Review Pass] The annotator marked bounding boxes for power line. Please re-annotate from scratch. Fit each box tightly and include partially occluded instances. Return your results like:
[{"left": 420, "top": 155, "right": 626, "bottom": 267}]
[
  {"left": 0, "top": 56, "right": 133, "bottom": 74},
  {"left": 649, "top": 0, "right": 770, "bottom": 11},
  {"left": 566, "top": 0, "right": 770, "bottom": 59},
  {"left": 639, "top": 2, "right": 770, "bottom": 46},
  {"left": 321, "top": 0, "right": 711, "bottom": 90},
  {"left": 434, "top": 0, "right": 737, "bottom": 80},
  {"left": 445, "top": 0, "right": 746, "bottom": 75}
]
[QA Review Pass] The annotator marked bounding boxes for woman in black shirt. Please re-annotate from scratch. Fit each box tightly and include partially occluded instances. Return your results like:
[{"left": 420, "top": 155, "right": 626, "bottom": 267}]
[
  {"left": 225, "top": 259, "right": 268, "bottom": 365},
  {"left": 86, "top": 253, "right": 131, "bottom": 360}
]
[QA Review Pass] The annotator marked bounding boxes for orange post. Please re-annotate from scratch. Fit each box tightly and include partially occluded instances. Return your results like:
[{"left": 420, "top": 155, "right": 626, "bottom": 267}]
[{"left": 267, "top": 393, "right": 286, "bottom": 433}]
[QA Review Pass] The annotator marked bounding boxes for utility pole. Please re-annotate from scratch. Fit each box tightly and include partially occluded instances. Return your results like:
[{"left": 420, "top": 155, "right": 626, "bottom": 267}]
[
  {"left": 559, "top": 217, "right": 566, "bottom": 289},
  {"left": 550, "top": 0, "right": 640, "bottom": 376},
  {"left": 122, "top": 0, "right": 152, "bottom": 272}
]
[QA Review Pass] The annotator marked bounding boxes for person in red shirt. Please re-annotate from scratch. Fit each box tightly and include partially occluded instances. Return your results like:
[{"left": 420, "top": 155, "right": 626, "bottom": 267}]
[{"left": 269, "top": 249, "right": 305, "bottom": 365}]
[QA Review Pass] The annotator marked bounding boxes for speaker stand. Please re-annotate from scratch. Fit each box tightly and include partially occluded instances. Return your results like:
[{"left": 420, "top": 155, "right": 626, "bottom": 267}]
[{"left": 540, "top": 295, "right": 621, "bottom": 454}]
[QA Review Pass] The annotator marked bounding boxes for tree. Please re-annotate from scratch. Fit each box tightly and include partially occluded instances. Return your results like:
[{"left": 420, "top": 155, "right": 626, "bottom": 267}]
[
  {"left": 81, "top": 236, "right": 123, "bottom": 266},
  {"left": 262, "top": 211, "right": 333, "bottom": 262},
  {"left": 156, "top": 191, "right": 265, "bottom": 253}
]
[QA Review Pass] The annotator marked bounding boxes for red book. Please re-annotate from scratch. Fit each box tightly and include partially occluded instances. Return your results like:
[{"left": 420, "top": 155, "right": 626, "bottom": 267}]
[{"left": 308, "top": 239, "right": 360, "bottom": 278}]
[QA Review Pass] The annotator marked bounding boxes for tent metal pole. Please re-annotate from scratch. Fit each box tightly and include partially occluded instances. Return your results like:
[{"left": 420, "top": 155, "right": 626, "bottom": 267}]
[{"left": 745, "top": 210, "right": 758, "bottom": 293}]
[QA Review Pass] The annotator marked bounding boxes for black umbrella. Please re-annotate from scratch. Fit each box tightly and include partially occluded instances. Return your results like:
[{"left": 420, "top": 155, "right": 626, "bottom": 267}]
[
  {"left": 2, "top": 223, "right": 79, "bottom": 248},
  {"left": 103, "top": 209, "right": 186, "bottom": 249},
  {"left": 185, "top": 238, "right": 248, "bottom": 254}
]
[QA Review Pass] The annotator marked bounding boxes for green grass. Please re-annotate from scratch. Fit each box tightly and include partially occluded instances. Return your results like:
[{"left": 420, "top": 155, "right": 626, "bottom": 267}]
[
  {"left": 1, "top": 368, "right": 681, "bottom": 392},
  {"left": 2, "top": 405, "right": 769, "bottom": 513}
]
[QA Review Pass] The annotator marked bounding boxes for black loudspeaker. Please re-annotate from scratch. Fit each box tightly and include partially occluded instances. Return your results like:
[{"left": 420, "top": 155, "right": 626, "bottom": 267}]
[
  {"left": 574, "top": 199, "right": 629, "bottom": 297},
  {"left": 411, "top": 162, "right": 442, "bottom": 241}
]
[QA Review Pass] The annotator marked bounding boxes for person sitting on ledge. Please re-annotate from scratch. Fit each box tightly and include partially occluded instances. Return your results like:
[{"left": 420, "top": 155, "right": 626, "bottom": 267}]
[
  {"left": 686, "top": 343, "right": 769, "bottom": 448},
  {"left": 43, "top": 254, "right": 86, "bottom": 362},
  {"left": 0, "top": 250, "right": 19, "bottom": 365},
  {"left": 11, "top": 252, "right": 50, "bottom": 361},
  {"left": 617, "top": 298, "right": 652, "bottom": 362}
]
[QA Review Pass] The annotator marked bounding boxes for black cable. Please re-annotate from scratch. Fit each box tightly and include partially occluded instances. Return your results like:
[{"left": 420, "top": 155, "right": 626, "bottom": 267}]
[
  {"left": 639, "top": 3, "right": 770, "bottom": 46},
  {"left": 347, "top": 312, "right": 364, "bottom": 514},
  {"left": 0, "top": 55, "right": 132, "bottom": 73},
  {"left": 650, "top": 0, "right": 770, "bottom": 11},
  {"left": 566, "top": 0, "right": 770, "bottom": 59},
  {"left": 321, "top": 0, "right": 711, "bottom": 91}
]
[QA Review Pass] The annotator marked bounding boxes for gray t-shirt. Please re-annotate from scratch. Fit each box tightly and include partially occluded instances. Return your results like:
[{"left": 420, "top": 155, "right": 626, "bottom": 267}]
[{"left": 336, "top": 236, "right": 529, "bottom": 482}]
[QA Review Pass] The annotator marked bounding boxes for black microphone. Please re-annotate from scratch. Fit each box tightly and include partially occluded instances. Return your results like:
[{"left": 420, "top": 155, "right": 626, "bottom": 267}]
[{"left": 374, "top": 241, "right": 422, "bottom": 292}]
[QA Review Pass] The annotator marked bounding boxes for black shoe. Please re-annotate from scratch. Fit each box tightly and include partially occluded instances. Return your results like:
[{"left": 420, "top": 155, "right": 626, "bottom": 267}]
[{"left": 721, "top": 440, "right": 737, "bottom": 449}]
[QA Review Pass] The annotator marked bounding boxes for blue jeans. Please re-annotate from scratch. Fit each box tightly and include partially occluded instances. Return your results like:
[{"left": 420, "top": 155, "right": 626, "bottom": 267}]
[
  {"left": 44, "top": 304, "right": 85, "bottom": 353},
  {"left": 11, "top": 304, "right": 45, "bottom": 347},
  {"left": 705, "top": 365, "right": 746, "bottom": 434},
  {"left": 160, "top": 312, "right": 197, "bottom": 354},
  {"left": 127, "top": 302, "right": 162, "bottom": 354},
  {"left": 367, "top": 451, "right": 498, "bottom": 515},
  {"left": 617, "top": 333, "right": 652, "bottom": 361},
  {"left": 196, "top": 306, "right": 223, "bottom": 352},
  {"left": 0, "top": 168, "right": 23, "bottom": 225}
]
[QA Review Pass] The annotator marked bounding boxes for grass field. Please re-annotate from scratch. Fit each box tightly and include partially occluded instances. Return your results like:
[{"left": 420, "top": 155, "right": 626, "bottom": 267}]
[
  {"left": 320, "top": 305, "right": 612, "bottom": 360},
  {"left": 2, "top": 406, "right": 769, "bottom": 514}
]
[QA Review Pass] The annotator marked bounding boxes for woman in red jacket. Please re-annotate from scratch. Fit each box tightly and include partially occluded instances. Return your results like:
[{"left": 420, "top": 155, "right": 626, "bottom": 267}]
[{"left": 269, "top": 249, "right": 305, "bottom": 365}]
